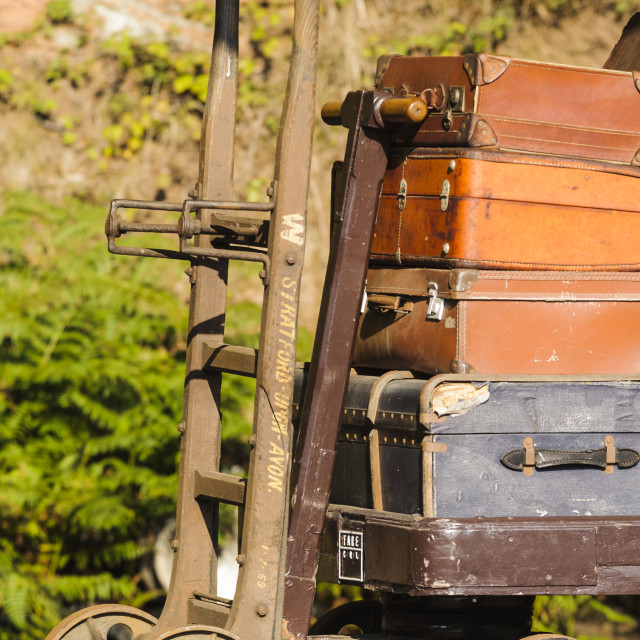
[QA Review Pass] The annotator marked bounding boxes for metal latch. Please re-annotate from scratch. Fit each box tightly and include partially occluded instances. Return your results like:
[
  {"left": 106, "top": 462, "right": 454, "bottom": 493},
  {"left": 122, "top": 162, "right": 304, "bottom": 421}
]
[
  {"left": 398, "top": 178, "right": 407, "bottom": 211},
  {"left": 443, "top": 85, "right": 465, "bottom": 131},
  {"left": 440, "top": 179, "right": 450, "bottom": 211},
  {"left": 426, "top": 282, "right": 444, "bottom": 321}
]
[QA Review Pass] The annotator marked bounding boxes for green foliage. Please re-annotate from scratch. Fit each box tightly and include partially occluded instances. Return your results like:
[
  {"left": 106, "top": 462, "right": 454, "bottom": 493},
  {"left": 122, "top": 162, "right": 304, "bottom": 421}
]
[
  {"left": 0, "top": 192, "right": 257, "bottom": 638},
  {"left": 46, "top": 0, "right": 74, "bottom": 24},
  {"left": 533, "top": 595, "right": 637, "bottom": 638}
]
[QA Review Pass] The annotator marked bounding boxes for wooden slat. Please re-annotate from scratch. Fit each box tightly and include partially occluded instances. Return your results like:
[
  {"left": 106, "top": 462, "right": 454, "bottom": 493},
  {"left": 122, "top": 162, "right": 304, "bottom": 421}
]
[
  {"left": 604, "top": 12, "right": 640, "bottom": 71},
  {"left": 201, "top": 341, "right": 257, "bottom": 377},
  {"left": 194, "top": 470, "right": 246, "bottom": 506}
]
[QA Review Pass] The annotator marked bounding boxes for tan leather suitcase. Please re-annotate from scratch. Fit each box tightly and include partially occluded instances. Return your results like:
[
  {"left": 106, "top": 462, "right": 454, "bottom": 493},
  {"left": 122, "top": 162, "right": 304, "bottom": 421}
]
[
  {"left": 369, "top": 149, "right": 640, "bottom": 270},
  {"left": 353, "top": 267, "right": 640, "bottom": 374},
  {"left": 375, "top": 54, "right": 640, "bottom": 165}
]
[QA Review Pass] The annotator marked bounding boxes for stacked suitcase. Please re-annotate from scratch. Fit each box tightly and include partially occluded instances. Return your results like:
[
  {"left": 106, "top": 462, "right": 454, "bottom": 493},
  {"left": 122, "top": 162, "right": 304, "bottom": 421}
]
[
  {"left": 354, "top": 53, "right": 640, "bottom": 376},
  {"left": 312, "top": 52, "right": 640, "bottom": 598}
]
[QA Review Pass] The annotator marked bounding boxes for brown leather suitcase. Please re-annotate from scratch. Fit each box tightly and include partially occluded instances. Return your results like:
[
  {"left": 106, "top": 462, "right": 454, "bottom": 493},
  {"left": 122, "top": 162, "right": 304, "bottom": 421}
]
[
  {"left": 375, "top": 54, "right": 640, "bottom": 165},
  {"left": 353, "top": 267, "right": 640, "bottom": 374},
  {"left": 369, "top": 149, "right": 640, "bottom": 270}
]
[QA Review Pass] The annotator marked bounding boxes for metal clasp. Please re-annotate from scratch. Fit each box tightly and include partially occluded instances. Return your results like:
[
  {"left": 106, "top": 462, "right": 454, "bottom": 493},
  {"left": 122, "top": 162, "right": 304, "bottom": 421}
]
[
  {"left": 440, "top": 179, "right": 450, "bottom": 211},
  {"left": 398, "top": 178, "right": 407, "bottom": 211},
  {"left": 426, "top": 282, "right": 444, "bottom": 321}
]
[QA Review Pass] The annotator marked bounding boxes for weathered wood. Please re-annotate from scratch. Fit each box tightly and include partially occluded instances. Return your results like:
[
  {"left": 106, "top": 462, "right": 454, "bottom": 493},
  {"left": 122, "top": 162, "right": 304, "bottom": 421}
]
[{"left": 604, "top": 12, "right": 640, "bottom": 71}]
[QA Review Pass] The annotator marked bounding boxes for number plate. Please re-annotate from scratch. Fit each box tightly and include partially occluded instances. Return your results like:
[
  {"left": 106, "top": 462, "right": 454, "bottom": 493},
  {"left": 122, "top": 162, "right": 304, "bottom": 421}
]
[{"left": 338, "top": 530, "right": 364, "bottom": 582}]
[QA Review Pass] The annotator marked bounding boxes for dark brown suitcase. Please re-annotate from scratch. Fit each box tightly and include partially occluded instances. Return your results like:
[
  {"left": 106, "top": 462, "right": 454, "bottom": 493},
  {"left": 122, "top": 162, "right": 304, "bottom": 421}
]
[
  {"left": 369, "top": 148, "right": 640, "bottom": 270},
  {"left": 375, "top": 54, "right": 640, "bottom": 165},
  {"left": 353, "top": 267, "right": 640, "bottom": 374}
]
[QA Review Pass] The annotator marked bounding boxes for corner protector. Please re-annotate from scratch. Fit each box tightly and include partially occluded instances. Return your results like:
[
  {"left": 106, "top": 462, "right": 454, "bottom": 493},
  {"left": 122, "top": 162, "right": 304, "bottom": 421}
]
[
  {"left": 463, "top": 54, "right": 511, "bottom": 86},
  {"left": 457, "top": 115, "right": 499, "bottom": 148},
  {"left": 449, "top": 269, "right": 479, "bottom": 292},
  {"left": 633, "top": 70, "right": 640, "bottom": 95},
  {"left": 632, "top": 149, "right": 640, "bottom": 167},
  {"left": 375, "top": 54, "right": 400, "bottom": 88},
  {"left": 450, "top": 360, "right": 476, "bottom": 374}
]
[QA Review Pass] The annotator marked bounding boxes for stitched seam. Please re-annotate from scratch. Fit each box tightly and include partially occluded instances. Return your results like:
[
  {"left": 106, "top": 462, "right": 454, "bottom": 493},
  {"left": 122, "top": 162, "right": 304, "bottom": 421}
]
[
  {"left": 488, "top": 115, "right": 640, "bottom": 137},
  {"left": 510, "top": 60, "right": 629, "bottom": 78},
  {"left": 495, "top": 132, "right": 636, "bottom": 151},
  {"left": 401, "top": 152, "right": 640, "bottom": 175}
]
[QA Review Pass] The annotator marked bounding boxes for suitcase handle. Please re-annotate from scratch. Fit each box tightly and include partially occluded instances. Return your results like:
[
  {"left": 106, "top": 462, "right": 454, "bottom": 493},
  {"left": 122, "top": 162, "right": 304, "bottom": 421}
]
[
  {"left": 501, "top": 436, "right": 640, "bottom": 474},
  {"left": 367, "top": 294, "right": 413, "bottom": 314}
]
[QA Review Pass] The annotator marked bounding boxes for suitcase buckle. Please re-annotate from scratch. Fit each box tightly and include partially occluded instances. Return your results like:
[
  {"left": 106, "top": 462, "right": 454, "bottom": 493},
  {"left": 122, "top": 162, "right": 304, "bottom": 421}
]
[{"left": 427, "top": 282, "right": 444, "bottom": 321}]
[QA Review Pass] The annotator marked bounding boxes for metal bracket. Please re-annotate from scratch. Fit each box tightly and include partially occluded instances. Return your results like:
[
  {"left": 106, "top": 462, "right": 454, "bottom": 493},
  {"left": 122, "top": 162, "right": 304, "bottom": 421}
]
[
  {"left": 442, "top": 86, "right": 465, "bottom": 131},
  {"left": 426, "top": 282, "right": 444, "bottom": 321},
  {"left": 440, "top": 179, "right": 450, "bottom": 211},
  {"left": 398, "top": 178, "right": 407, "bottom": 211}
]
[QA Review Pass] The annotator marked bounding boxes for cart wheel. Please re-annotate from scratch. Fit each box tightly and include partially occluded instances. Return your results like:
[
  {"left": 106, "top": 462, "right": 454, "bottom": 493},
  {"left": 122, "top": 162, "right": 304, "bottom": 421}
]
[
  {"left": 146, "top": 625, "right": 239, "bottom": 640},
  {"left": 309, "top": 600, "right": 383, "bottom": 636},
  {"left": 45, "top": 604, "right": 157, "bottom": 640}
]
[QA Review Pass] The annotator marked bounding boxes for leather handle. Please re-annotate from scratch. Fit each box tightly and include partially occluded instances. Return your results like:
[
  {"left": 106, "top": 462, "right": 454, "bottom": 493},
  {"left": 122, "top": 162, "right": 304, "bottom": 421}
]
[
  {"left": 501, "top": 442, "right": 640, "bottom": 473},
  {"left": 367, "top": 294, "right": 413, "bottom": 314}
]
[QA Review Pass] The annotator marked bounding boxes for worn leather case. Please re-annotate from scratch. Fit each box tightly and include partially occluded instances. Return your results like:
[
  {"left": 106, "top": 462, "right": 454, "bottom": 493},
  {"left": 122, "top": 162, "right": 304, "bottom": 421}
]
[
  {"left": 370, "top": 149, "right": 640, "bottom": 270},
  {"left": 353, "top": 267, "right": 640, "bottom": 374},
  {"left": 375, "top": 54, "right": 640, "bottom": 165}
]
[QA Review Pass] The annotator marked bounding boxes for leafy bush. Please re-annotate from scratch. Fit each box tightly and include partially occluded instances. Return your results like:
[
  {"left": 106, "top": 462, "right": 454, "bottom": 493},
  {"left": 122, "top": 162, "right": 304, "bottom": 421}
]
[{"left": 0, "top": 193, "right": 258, "bottom": 638}]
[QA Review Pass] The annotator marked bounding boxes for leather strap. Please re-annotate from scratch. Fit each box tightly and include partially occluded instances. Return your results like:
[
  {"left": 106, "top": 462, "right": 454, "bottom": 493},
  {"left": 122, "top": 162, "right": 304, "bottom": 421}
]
[{"left": 501, "top": 445, "right": 640, "bottom": 472}]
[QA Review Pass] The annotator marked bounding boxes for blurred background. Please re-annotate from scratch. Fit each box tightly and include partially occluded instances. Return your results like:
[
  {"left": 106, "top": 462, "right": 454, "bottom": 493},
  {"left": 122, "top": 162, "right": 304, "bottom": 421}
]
[{"left": 1, "top": 0, "right": 640, "bottom": 638}]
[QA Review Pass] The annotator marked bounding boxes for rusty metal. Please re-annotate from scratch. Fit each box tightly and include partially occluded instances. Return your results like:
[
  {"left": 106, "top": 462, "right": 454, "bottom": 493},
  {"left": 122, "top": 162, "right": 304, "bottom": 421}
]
[
  {"left": 223, "top": 1, "right": 320, "bottom": 640},
  {"left": 45, "top": 604, "right": 157, "bottom": 640}
]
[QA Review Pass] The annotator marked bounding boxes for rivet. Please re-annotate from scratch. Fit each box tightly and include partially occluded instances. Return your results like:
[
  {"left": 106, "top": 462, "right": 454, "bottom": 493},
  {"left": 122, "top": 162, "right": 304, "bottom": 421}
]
[
  {"left": 256, "top": 604, "right": 268, "bottom": 617},
  {"left": 236, "top": 554, "right": 245, "bottom": 565},
  {"left": 177, "top": 422, "right": 186, "bottom": 434},
  {"left": 442, "top": 242, "right": 450, "bottom": 255},
  {"left": 248, "top": 434, "right": 257, "bottom": 446},
  {"left": 170, "top": 539, "right": 179, "bottom": 551},
  {"left": 448, "top": 159, "right": 456, "bottom": 172},
  {"left": 285, "top": 253, "right": 296, "bottom": 265}
]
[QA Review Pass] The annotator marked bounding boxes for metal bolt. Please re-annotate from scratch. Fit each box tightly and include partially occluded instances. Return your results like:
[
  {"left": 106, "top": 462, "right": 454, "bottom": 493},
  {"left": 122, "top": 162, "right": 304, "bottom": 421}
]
[
  {"left": 258, "top": 269, "right": 267, "bottom": 281},
  {"left": 266, "top": 182, "right": 275, "bottom": 198},
  {"left": 256, "top": 604, "right": 268, "bottom": 617},
  {"left": 184, "top": 266, "right": 196, "bottom": 284},
  {"left": 285, "top": 253, "right": 296, "bottom": 265},
  {"left": 248, "top": 434, "right": 257, "bottom": 446},
  {"left": 447, "top": 159, "right": 456, "bottom": 172},
  {"left": 442, "top": 242, "right": 450, "bottom": 255},
  {"left": 177, "top": 422, "right": 186, "bottom": 434},
  {"left": 236, "top": 554, "right": 245, "bottom": 565},
  {"left": 170, "top": 539, "right": 179, "bottom": 551}
]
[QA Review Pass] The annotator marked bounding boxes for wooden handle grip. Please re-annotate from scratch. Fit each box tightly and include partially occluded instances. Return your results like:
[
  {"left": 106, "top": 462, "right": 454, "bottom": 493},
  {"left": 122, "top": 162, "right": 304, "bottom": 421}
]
[
  {"left": 320, "top": 101, "right": 344, "bottom": 126},
  {"left": 321, "top": 97, "right": 428, "bottom": 127},
  {"left": 378, "top": 97, "right": 428, "bottom": 123}
]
